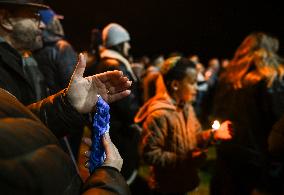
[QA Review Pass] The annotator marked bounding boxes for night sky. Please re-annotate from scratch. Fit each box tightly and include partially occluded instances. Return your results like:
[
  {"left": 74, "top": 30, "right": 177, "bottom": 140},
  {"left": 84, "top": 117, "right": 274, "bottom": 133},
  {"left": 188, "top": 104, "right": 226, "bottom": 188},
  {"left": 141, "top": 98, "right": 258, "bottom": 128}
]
[{"left": 45, "top": 0, "right": 283, "bottom": 63}]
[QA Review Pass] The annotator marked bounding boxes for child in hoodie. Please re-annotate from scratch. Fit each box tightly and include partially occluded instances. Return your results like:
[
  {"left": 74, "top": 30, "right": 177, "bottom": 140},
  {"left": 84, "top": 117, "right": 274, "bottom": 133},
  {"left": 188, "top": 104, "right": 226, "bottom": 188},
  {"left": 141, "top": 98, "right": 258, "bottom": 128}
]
[{"left": 135, "top": 57, "right": 232, "bottom": 195}]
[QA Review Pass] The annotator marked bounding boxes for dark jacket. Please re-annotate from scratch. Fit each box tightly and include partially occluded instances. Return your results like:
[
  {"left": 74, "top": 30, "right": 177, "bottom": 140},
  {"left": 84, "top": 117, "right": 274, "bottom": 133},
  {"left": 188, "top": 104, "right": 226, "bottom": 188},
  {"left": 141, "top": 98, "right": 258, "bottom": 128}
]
[
  {"left": 213, "top": 79, "right": 284, "bottom": 165},
  {"left": 95, "top": 49, "right": 141, "bottom": 180},
  {"left": 269, "top": 115, "right": 284, "bottom": 158},
  {"left": 0, "top": 40, "right": 84, "bottom": 136},
  {"left": 33, "top": 34, "right": 77, "bottom": 94},
  {"left": 0, "top": 41, "right": 37, "bottom": 105},
  {"left": 211, "top": 78, "right": 284, "bottom": 194},
  {"left": 0, "top": 88, "right": 130, "bottom": 195},
  {"left": 266, "top": 114, "right": 284, "bottom": 194}
]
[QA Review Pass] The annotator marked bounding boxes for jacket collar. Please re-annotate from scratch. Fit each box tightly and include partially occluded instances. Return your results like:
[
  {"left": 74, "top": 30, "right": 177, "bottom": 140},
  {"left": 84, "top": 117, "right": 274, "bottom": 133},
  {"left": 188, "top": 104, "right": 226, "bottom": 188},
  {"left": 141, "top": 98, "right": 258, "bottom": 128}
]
[{"left": 100, "top": 49, "right": 137, "bottom": 81}]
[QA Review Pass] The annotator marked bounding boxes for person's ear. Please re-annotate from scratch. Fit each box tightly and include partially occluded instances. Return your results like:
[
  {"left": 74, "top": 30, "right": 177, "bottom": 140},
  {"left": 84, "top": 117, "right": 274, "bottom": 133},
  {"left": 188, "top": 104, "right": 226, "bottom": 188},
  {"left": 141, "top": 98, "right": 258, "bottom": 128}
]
[
  {"left": 171, "top": 80, "right": 179, "bottom": 91},
  {"left": 0, "top": 11, "right": 13, "bottom": 31}
]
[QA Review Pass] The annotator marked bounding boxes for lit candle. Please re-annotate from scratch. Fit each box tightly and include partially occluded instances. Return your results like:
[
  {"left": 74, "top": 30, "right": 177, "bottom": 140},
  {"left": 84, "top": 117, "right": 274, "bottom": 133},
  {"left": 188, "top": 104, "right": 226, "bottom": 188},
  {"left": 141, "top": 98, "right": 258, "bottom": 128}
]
[{"left": 212, "top": 120, "right": 220, "bottom": 130}]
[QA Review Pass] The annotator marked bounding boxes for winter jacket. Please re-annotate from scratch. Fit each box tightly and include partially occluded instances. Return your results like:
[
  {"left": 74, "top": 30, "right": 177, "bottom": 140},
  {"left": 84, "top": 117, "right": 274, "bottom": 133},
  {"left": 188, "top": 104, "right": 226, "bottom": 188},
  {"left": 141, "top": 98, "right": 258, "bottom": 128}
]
[
  {"left": 211, "top": 78, "right": 284, "bottom": 194},
  {"left": 0, "top": 41, "right": 38, "bottom": 105},
  {"left": 0, "top": 39, "right": 84, "bottom": 136},
  {"left": 135, "top": 92, "right": 204, "bottom": 193},
  {"left": 0, "top": 88, "right": 130, "bottom": 195},
  {"left": 213, "top": 78, "right": 284, "bottom": 166},
  {"left": 269, "top": 115, "right": 284, "bottom": 158},
  {"left": 33, "top": 33, "right": 77, "bottom": 94}
]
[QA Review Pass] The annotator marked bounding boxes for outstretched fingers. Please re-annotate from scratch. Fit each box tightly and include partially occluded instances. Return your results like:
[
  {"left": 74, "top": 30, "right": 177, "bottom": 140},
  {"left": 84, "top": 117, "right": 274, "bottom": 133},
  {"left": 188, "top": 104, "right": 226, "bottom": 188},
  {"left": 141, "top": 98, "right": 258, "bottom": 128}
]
[
  {"left": 95, "top": 70, "right": 123, "bottom": 82},
  {"left": 107, "top": 78, "right": 132, "bottom": 94},
  {"left": 107, "top": 90, "right": 131, "bottom": 103},
  {"left": 94, "top": 72, "right": 131, "bottom": 91}
]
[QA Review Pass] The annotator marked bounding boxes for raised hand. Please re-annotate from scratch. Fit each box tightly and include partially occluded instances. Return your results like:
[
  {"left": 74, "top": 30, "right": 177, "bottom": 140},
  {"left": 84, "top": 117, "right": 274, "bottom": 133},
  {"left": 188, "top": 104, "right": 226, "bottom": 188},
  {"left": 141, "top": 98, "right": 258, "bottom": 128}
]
[{"left": 67, "top": 53, "right": 131, "bottom": 113}]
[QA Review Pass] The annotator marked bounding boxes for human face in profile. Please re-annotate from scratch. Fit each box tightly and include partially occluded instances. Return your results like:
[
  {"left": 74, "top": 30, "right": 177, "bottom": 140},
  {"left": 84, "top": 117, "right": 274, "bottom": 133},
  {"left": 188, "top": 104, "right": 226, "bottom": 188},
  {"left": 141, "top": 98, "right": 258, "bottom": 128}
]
[
  {"left": 7, "top": 8, "right": 44, "bottom": 51},
  {"left": 123, "top": 41, "right": 131, "bottom": 57},
  {"left": 175, "top": 67, "right": 198, "bottom": 103}
]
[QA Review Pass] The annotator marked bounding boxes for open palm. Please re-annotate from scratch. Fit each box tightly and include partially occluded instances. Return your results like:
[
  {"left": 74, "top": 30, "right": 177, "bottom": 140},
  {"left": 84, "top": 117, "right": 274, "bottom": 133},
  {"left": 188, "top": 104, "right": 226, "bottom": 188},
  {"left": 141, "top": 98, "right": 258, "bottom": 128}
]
[{"left": 67, "top": 53, "right": 131, "bottom": 113}]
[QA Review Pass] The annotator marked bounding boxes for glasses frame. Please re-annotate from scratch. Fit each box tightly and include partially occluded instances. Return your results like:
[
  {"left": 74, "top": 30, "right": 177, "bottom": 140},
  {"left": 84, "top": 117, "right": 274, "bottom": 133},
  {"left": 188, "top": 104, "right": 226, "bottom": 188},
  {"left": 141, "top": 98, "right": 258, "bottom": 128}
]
[{"left": 5, "top": 9, "right": 42, "bottom": 28}]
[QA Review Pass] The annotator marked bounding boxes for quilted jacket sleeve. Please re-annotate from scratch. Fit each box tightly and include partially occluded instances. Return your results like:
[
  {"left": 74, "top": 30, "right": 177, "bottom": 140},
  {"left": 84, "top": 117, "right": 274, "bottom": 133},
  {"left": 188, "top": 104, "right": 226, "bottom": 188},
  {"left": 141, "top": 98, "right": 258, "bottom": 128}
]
[
  {"left": 141, "top": 112, "right": 180, "bottom": 167},
  {"left": 27, "top": 89, "right": 87, "bottom": 138},
  {"left": 82, "top": 166, "right": 130, "bottom": 195}
]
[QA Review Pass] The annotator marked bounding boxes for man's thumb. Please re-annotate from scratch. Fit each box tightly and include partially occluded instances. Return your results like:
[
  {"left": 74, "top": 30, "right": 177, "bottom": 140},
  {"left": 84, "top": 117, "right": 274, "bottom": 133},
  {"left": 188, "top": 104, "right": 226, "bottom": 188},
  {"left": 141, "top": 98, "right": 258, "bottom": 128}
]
[{"left": 73, "top": 53, "right": 87, "bottom": 79}]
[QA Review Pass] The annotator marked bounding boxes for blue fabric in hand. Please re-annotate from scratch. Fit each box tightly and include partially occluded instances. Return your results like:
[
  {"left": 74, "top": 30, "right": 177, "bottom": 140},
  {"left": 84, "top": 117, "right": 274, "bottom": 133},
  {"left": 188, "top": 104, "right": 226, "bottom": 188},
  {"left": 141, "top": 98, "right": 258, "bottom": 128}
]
[{"left": 89, "top": 95, "right": 110, "bottom": 173}]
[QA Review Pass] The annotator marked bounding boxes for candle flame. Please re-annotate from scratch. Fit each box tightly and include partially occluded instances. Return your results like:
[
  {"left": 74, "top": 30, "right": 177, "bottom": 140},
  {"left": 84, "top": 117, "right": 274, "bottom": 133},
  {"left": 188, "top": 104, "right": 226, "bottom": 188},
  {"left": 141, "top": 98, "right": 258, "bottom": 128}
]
[{"left": 212, "top": 120, "right": 220, "bottom": 130}]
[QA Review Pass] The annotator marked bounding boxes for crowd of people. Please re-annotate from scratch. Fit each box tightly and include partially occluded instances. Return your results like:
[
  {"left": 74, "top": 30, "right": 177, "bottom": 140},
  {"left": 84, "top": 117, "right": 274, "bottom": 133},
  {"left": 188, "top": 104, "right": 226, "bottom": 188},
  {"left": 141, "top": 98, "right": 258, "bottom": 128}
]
[{"left": 0, "top": 0, "right": 283, "bottom": 195}]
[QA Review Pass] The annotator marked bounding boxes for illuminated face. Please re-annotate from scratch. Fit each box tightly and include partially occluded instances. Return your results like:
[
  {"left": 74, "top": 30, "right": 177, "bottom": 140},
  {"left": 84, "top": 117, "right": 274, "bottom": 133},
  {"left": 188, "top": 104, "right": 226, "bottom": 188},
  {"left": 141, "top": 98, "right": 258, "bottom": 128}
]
[
  {"left": 175, "top": 67, "right": 198, "bottom": 103},
  {"left": 8, "top": 9, "right": 44, "bottom": 51}
]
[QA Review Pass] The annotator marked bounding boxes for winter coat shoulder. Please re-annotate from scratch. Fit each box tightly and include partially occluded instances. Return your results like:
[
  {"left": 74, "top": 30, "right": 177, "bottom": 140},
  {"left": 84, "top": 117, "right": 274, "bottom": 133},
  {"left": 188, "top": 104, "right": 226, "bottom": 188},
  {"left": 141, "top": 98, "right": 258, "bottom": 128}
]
[{"left": 0, "top": 88, "right": 130, "bottom": 195}]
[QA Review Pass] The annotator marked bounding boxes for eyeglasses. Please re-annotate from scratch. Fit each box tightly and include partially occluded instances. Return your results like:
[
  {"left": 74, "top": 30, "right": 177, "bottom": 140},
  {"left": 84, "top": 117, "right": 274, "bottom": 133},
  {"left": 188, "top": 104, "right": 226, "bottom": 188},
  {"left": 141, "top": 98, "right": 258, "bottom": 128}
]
[{"left": 6, "top": 9, "right": 42, "bottom": 27}]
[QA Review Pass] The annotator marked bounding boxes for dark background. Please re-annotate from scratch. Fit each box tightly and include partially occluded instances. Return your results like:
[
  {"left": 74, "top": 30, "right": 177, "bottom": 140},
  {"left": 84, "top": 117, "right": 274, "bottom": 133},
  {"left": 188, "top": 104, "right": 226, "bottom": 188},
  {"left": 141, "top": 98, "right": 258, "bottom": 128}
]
[{"left": 45, "top": 0, "right": 283, "bottom": 63}]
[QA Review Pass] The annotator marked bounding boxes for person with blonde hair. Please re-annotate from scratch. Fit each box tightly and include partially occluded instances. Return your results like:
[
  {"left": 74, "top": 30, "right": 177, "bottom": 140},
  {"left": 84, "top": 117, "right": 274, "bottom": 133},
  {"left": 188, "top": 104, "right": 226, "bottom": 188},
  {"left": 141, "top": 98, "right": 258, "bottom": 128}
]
[{"left": 211, "top": 32, "right": 284, "bottom": 195}]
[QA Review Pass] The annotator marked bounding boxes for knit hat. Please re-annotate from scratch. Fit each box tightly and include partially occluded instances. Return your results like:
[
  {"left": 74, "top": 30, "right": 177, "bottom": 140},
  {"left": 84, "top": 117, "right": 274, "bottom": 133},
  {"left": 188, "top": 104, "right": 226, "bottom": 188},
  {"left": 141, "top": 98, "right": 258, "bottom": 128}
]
[{"left": 102, "top": 23, "right": 130, "bottom": 48}]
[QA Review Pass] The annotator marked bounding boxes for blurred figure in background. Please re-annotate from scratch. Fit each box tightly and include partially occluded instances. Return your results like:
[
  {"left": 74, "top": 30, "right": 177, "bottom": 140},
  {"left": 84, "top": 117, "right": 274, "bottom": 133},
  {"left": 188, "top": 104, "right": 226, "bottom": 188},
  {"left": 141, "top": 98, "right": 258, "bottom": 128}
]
[
  {"left": 188, "top": 54, "right": 200, "bottom": 64},
  {"left": 205, "top": 58, "right": 220, "bottom": 88},
  {"left": 200, "top": 58, "right": 221, "bottom": 127},
  {"left": 141, "top": 55, "right": 164, "bottom": 103},
  {"left": 221, "top": 58, "right": 230, "bottom": 71},
  {"left": 131, "top": 58, "right": 146, "bottom": 81},
  {"left": 34, "top": 8, "right": 77, "bottom": 94},
  {"left": 190, "top": 56, "right": 208, "bottom": 124},
  {"left": 84, "top": 27, "right": 102, "bottom": 77},
  {"left": 211, "top": 32, "right": 284, "bottom": 195}
]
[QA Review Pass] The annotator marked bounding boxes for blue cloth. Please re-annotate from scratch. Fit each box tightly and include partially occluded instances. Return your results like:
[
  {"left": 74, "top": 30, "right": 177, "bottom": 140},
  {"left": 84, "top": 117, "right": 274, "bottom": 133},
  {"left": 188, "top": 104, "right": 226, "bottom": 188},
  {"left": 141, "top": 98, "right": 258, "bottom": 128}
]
[{"left": 89, "top": 95, "right": 110, "bottom": 173}]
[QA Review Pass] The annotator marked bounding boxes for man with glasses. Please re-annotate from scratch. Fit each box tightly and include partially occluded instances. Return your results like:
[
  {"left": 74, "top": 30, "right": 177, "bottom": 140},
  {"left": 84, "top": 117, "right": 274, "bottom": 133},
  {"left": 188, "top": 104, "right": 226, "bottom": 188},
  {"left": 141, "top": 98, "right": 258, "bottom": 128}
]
[
  {"left": 0, "top": 1, "right": 46, "bottom": 104},
  {"left": 0, "top": 3, "right": 43, "bottom": 50},
  {"left": 0, "top": 0, "right": 131, "bottom": 194}
]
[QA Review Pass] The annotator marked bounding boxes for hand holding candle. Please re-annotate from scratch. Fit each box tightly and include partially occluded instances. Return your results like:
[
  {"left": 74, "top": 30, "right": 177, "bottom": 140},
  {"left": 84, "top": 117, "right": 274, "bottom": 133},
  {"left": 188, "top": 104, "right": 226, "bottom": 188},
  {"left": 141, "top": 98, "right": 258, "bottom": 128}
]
[
  {"left": 212, "top": 120, "right": 221, "bottom": 130},
  {"left": 211, "top": 120, "right": 233, "bottom": 141}
]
